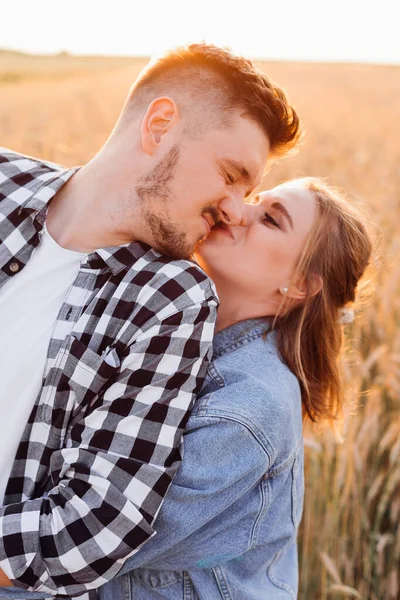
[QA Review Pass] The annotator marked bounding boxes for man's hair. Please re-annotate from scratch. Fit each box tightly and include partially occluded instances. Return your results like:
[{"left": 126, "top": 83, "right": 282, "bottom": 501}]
[{"left": 121, "top": 43, "right": 301, "bottom": 157}]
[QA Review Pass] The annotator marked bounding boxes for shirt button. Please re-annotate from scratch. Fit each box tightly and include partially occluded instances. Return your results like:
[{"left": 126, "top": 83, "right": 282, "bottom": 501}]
[{"left": 9, "top": 262, "right": 20, "bottom": 273}]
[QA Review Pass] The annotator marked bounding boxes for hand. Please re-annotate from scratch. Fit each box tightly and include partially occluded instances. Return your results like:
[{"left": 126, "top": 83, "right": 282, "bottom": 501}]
[{"left": 0, "top": 569, "right": 12, "bottom": 586}]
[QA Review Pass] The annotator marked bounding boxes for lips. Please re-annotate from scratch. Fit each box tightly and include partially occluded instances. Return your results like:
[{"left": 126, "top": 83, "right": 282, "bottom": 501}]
[
  {"left": 202, "top": 215, "right": 215, "bottom": 235},
  {"left": 212, "top": 222, "right": 234, "bottom": 239}
]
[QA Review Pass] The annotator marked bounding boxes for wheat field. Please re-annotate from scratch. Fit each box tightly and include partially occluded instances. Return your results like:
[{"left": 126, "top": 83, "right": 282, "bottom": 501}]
[{"left": 1, "top": 51, "right": 399, "bottom": 600}]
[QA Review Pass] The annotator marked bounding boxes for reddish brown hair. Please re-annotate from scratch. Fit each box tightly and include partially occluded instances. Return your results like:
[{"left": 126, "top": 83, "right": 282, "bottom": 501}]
[
  {"left": 123, "top": 42, "right": 301, "bottom": 157},
  {"left": 273, "top": 178, "right": 373, "bottom": 425}
]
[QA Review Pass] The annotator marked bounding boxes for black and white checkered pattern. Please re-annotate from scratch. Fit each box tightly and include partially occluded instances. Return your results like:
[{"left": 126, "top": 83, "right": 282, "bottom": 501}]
[{"left": 0, "top": 148, "right": 218, "bottom": 598}]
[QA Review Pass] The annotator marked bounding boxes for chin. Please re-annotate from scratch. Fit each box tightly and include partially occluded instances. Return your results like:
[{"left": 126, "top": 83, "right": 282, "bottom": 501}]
[
  {"left": 193, "top": 248, "right": 207, "bottom": 271},
  {"left": 194, "top": 251, "right": 219, "bottom": 281},
  {"left": 193, "top": 242, "right": 208, "bottom": 262},
  {"left": 152, "top": 233, "right": 196, "bottom": 260},
  {"left": 193, "top": 236, "right": 207, "bottom": 257}
]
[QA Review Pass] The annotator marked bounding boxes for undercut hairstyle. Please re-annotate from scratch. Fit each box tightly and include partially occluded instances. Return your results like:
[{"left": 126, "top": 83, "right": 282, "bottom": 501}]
[{"left": 119, "top": 43, "right": 301, "bottom": 156}]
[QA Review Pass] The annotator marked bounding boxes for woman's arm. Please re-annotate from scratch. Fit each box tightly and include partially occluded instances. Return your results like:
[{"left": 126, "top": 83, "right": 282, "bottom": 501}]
[{"left": 109, "top": 410, "right": 270, "bottom": 574}]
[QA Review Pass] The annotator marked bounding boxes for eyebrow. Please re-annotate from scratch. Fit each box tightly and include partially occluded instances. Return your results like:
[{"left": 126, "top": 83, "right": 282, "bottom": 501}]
[{"left": 271, "top": 201, "right": 294, "bottom": 230}]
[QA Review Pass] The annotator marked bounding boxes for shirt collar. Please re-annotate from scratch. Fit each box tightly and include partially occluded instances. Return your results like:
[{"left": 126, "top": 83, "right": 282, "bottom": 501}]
[
  {"left": 212, "top": 317, "right": 273, "bottom": 360},
  {"left": 21, "top": 166, "right": 79, "bottom": 214},
  {"left": 20, "top": 166, "right": 154, "bottom": 276},
  {"left": 92, "top": 243, "right": 154, "bottom": 275}
]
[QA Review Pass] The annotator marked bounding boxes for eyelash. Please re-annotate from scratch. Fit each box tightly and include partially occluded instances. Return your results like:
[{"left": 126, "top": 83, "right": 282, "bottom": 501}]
[
  {"left": 225, "top": 171, "right": 236, "bottom": 185},
  {"left": 263, "top": 211, "right": 280, "bottom": 229}
]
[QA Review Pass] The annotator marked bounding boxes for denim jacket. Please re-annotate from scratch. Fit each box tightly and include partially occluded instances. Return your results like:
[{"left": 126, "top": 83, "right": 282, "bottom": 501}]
[{"left": 0, "top": 318, "right": 304, "bottom": 600}]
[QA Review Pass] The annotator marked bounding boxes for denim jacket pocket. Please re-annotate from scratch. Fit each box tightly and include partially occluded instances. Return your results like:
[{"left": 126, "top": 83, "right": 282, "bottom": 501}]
[
  {"left": 130, "top": 569, "right": 199, "bottom": 599},
  {"left": 131, "top": 568, "right": 183, "bottom": 589},
  {"left": 39, "top": 335, "right": 121, "bottom": 438}
]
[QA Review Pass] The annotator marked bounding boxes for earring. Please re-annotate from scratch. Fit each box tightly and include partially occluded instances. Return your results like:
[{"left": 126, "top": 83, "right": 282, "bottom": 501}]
[{"left": 281, "top": 287, "right": 288, "bottom": 294}]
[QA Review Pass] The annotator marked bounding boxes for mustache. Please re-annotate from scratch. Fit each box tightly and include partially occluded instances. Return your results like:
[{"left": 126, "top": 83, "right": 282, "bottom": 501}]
[{"left": 201, "top": 206, "right": 221, "bottom": 228}]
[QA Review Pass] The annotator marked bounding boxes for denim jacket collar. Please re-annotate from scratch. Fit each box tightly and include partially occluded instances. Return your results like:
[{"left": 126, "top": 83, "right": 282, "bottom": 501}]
[{"left": 212, "top": 317, "right": 273, "bottom": 360}]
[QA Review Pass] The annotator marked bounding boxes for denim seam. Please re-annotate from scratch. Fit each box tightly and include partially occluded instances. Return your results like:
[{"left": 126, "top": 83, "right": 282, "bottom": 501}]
[
  {"left": 291, "top": 455, "right": 298, "bottom": 528},
  {"left": 132, "top": 571, "right": 183, "bottom": 590},
  {"left": 267, "top": 547, "right": 297, "bottom": 599},
  {"left": 207, "top": 362, "right": 225, "bottom": 388},
  {"left": 190, "top": 413, "right": 302, "bottom": 485},
  {"left": 265, "top": 434, "right": 303, "bottom": 480},
  {"left": 212, "top": 329, "right": 267, "bottom": 360},
  {"left": 193, "top": 364, "right": 224, "bottom": 414},
  {"left": 183, "top": 571, "right": 192, "bottom": 599},
  {"left": 249, "top": 475, "right": 271, "bottom": 548},
  {"left": 190, "top": 411, "right": 274, "bottom": 464},
  {"left": 263, "top": 454, "right": 295, "bottom": 479},
  {"left": 122, "top": 572, "right": 132, "bottom": 600},
  {"left": 192, "top": 391, "right": 212, "bottom": 414},
  {"left": 212, "top": 566, "right": 232, "bottom": 600}
]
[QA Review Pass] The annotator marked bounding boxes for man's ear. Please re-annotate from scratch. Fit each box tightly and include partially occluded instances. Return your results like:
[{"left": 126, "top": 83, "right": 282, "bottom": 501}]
[
  {"left": 141, "top": 97, "right": 179, "bottom": 155},
  {"left": 284, "top": 274, "right": 323, "bottom": 301}
]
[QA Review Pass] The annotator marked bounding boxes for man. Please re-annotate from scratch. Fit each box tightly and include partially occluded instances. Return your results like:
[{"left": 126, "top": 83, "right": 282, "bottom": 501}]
[{"left": 0, "top": 43, "right": 300, "bottom": 598}]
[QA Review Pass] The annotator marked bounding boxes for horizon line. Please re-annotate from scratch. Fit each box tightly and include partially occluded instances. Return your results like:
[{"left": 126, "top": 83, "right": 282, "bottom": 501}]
[{"left": 1, "top": 47, "right": 399, "bottom": 69}]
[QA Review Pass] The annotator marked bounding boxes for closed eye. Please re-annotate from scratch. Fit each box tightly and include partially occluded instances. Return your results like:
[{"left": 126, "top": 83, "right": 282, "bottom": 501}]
[
  {"left": 225, "top": 171, "right": 236, "bottom": 184},
  {"left": 263, "top": 211, "right": 280, "bottom": 228}
]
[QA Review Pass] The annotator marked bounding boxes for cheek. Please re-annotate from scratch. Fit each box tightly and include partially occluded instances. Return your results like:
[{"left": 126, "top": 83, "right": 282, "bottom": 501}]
[
  {"left": 267, "top": 246, "right": 294, "bottom": 270},
  {"left": 173, "top": 181, "right": 223, "bottom": 216},
  {"left": 195, "top": 238, "right": 238, "bottom": 281},
  {"left": 261, "top": 232, "right": 298, "bottom": 264},
  {"left": 175, "top": 162, "right": 224, "bottom": 203},
  {"left": 246, "top": 234, "right": 297, "bottom": 282}
]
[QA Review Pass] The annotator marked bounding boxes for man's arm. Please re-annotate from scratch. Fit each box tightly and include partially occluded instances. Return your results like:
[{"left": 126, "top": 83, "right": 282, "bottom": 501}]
[
  {"left": 0, "top": 299, "right": 217, "bottom": 598},
  {"left": 0, "top": 413, "right": 268, "bottom": 597},
  {"left": 107, "top": 412, "right": 270, "bottom": 575}
]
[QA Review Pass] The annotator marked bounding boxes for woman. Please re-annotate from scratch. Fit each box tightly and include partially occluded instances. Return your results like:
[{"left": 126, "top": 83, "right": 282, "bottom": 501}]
[{"left": 94, "top": 176, "right": 373, "bottom": 600}]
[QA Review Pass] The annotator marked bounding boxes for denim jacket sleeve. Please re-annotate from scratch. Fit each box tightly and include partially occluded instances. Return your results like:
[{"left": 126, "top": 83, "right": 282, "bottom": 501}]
[{"left": 109, "top": 410, "right": 270, "bottom": 573}]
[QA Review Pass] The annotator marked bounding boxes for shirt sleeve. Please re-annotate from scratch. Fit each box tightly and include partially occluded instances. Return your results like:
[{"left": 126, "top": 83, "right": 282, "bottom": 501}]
[
  {"left": 0, "top": 300, "right": 217, "bottom": 598},
  {"left": 104, "top": 412, "right": 270, "bottom": 576}
]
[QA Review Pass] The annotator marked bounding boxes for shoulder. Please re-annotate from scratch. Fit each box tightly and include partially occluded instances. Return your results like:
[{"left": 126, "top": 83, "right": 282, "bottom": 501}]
[
  {"left": 207, "top": 330, "right": 300, "bottom": 408},
  {"left": 0, "top": 147, "right": 63, "bottom": 206},
  {"left": 126, "top": 250, "right": 219, "bottom": 314},
  {"left": 195, "top": 331, "right": 302, "bottom": 461},
  {"left": 117, "top": 252, "right": 218, "bottom": 345},
  {"left": 0, "top": 146, "right": 62, "bottom": 178}
]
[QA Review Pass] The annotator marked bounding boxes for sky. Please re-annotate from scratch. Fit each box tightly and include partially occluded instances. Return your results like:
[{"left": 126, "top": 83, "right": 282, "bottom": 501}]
[{"left": 1, "top": 0, "right": 399, "bottom": 64}]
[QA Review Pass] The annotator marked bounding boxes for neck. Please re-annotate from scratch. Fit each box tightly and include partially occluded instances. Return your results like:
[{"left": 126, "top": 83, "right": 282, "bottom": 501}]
[
  {"left": 46, "top": 136, "right": 146, "bottom": 253},
  {"left": 214, "top": 284, "right": 276, "bottom": 333}
]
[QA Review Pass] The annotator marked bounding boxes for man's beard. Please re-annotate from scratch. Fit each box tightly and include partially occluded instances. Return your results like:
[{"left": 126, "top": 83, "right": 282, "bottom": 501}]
[
  {"left": 135, "top": 145, "right": 193, "bottom": 259},
  {"left": 146, "top": 212, "right": 192, "bottom": 259}
]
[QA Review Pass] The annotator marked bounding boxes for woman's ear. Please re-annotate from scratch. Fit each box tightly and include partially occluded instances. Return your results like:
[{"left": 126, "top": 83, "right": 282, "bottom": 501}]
[
  {"left": 281, "top": 274, "right": 323, "bottom": 300},
  {"left": 141, "top": 97, "right": 179, "bottom": 155}
]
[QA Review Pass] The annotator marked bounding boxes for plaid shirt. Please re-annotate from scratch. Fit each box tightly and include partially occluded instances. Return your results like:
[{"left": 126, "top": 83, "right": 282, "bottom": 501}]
[{"left": 0, "top": 149, "right": 218, "bottom": 598}]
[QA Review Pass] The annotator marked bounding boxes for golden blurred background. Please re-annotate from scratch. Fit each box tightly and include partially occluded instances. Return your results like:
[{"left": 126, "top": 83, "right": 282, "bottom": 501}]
[{"left": 0, "top": 48, "right": 399, "bottom": 599}]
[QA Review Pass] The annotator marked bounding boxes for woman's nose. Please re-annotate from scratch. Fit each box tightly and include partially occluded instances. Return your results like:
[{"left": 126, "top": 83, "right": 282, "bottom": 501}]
[
  {"left": 218, "top": 195, "right": 244, "bottom": 226},
  {"left": 238, "top": 203, "right": 255, "bottom": 227}
]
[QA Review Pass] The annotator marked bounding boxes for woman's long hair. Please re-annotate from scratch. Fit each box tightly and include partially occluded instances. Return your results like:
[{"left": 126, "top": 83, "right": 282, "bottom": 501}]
[{"left": 273, "top": 178, "right": 373, "bottom": 424}]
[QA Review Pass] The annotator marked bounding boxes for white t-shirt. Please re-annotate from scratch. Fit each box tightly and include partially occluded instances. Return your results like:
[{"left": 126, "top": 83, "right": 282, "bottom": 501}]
[{"left": 0, "top": 225, "right": 86, "bottom": 502}]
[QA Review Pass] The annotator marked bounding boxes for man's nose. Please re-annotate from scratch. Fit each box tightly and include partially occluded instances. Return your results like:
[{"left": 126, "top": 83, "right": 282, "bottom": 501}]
[{"left": 218, "top": 194, "right": 245, "bottom": 226}]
